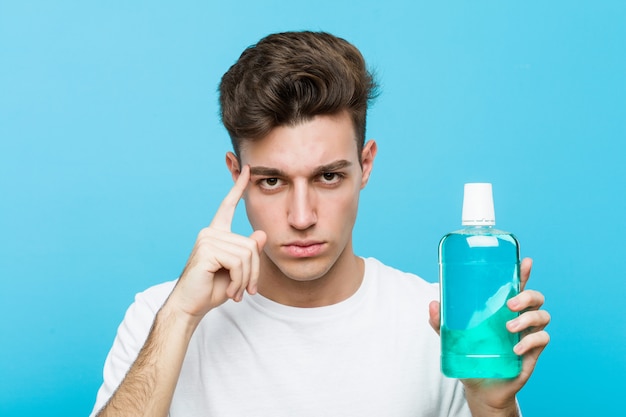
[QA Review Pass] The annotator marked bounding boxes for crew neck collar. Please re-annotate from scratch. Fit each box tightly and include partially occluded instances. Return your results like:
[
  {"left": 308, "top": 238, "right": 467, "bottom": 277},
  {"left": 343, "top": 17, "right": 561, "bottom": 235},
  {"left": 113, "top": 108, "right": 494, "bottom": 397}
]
[{"left": 245, "top": 257, "right": 373, "bottom": 320}]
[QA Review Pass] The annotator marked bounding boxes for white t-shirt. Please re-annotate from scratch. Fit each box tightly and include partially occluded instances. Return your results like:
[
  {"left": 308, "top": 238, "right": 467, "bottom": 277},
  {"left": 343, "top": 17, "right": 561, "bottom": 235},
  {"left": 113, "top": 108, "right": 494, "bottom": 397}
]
[{"left": 91, "top": 257, "right": 472, "bottom": 417}]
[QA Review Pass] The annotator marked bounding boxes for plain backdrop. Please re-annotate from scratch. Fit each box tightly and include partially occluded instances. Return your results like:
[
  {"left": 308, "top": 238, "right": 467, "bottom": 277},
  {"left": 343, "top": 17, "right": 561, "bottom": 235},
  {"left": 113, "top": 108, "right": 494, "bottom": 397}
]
[{"left": 1, "top": 1, "right": 625, "bottom": 416}]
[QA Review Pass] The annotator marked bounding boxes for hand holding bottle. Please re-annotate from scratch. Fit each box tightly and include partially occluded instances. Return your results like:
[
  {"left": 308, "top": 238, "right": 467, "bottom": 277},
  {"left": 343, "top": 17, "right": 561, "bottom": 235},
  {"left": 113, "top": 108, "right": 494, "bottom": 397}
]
[
  {"left": 433, "top": 183, "right": 550, "bottom": 414},
  {"left": 429, "top": 257, "right": 551, "bottom": 413}
]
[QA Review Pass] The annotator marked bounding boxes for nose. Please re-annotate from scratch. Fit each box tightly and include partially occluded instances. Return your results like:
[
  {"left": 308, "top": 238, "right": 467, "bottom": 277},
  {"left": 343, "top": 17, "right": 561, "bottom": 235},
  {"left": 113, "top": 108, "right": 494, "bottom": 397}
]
[{"left": 287, "top": 181, "right": 317, "bottom": 230}]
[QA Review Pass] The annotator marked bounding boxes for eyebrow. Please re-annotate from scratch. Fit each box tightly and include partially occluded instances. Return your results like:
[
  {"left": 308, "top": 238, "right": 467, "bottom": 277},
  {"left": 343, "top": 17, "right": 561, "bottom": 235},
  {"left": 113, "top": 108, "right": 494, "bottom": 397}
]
[{"left": 249, "top": 160, "right": 353, "bottom": 177}]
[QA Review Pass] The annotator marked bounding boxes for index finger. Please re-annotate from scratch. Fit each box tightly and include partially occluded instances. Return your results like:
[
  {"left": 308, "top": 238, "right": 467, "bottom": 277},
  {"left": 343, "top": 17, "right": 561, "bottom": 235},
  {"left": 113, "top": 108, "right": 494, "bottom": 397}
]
[{"left": 209, "top": 165, "right": 250, "bottom": 231}]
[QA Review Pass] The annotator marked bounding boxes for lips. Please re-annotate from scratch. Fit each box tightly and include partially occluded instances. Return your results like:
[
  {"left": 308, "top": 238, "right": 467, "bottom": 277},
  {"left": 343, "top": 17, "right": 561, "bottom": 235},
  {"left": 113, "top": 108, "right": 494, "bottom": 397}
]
[{"left": 282, "top": 241, "right": 325, "bottom": 258}]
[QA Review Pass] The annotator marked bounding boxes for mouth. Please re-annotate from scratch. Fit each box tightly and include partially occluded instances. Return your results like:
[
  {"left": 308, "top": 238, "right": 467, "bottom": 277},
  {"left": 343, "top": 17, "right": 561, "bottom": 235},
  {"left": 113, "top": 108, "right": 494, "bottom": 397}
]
[{"left": 282, "top": 241, "right": 326, "bottom": 258}]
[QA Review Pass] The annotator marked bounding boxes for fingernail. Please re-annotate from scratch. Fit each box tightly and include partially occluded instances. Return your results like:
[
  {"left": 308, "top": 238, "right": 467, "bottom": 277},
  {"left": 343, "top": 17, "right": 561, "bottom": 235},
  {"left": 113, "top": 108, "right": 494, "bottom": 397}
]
[
  {"left": 514, "top": 342, "right": 524, "bottom": 354},
  {"left": 508, "top": 298, "right": 520, "bottom": 309}
]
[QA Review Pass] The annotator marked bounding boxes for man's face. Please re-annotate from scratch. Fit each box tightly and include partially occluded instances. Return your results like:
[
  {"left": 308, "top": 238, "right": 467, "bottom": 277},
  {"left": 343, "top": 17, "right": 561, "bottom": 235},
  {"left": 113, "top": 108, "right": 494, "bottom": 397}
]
[{"left": 227, "top": 111, "right": 376, "bottom": 287}]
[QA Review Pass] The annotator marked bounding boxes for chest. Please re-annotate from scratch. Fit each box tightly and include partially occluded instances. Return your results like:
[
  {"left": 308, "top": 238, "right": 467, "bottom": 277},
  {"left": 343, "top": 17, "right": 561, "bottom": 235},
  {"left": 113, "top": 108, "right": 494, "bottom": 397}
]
[{"left": 171, "top": 305, "right": 449, "bottom": 417}]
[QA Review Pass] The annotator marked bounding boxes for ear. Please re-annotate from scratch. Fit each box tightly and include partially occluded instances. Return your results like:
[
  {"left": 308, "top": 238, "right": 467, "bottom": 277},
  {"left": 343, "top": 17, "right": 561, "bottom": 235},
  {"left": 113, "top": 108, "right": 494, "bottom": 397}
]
[
  {"left": 360, "top": 140, "right": 377, "bottom": 189},
  {"left": 225, "top": 152, "right": 241, "bottom": 182}
]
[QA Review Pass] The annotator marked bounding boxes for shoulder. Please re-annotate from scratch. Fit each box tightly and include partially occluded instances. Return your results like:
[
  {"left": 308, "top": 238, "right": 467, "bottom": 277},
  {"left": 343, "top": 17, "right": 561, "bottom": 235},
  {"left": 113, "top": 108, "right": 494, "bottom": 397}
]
[
  {"left": 134, "top": 280, "right": 177, "bottom": 310},
  {"left": 363, "top": 257, "right": 439, "bottom": 302},
  {"left": 119, "top": 280, "right": 178, "bottom": 329}
]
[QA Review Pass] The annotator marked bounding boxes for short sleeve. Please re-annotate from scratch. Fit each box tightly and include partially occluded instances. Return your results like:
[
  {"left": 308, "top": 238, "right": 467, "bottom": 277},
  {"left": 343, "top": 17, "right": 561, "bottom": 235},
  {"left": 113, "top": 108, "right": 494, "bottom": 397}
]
[{"left": 89, "top": 281, "right": 176, "bottom": 416}]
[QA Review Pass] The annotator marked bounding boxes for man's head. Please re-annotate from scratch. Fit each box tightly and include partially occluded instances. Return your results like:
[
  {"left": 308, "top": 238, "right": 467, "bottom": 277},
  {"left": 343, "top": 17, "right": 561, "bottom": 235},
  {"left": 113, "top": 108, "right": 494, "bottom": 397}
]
[
  {"left": 219, "top": 31, "right": 378, "bottom": 162},
  {"left": 218, "top": 32, "right": 379, "bottom": 304},
  {"left": 225, "top": 111, "right": 378, "bottom": 305}
]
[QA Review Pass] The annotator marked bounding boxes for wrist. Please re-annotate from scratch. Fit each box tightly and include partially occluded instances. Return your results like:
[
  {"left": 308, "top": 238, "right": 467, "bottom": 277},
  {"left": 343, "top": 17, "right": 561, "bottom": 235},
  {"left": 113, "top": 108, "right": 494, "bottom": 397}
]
[
  {"left": 465, "top": 392, "right": 519, "bottom": 417},
  {"left": 162, "top": 282, "right": 216, "bottom": 329},
  {"left": 158, "top": 296, "right": 204, "bottom": 337}
]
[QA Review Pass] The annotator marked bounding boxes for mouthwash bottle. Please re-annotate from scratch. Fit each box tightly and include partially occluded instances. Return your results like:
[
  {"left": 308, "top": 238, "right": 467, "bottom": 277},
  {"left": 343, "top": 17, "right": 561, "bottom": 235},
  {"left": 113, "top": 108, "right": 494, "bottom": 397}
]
[{"left": 438, "top": 183, "right": 521, "bottom": 379}]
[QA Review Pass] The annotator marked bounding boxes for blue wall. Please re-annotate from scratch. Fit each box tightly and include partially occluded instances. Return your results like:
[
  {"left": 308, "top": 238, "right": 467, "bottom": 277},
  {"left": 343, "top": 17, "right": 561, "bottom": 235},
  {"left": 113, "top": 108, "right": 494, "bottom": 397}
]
[{"left": 1, "top": 1, "right": 624, "bottom": 415}]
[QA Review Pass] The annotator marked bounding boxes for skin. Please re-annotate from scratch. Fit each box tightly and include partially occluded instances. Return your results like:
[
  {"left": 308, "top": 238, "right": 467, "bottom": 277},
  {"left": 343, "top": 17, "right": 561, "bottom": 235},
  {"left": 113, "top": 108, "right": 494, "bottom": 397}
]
[
  {"left": 225, "top": 111, "right": 376, "bottom": 307},
  {"left": 96, "top": 165, "right": 265, "bottom": 417},
  {"left": 96, "top": 112, "right": 550, "bottom": 417}
]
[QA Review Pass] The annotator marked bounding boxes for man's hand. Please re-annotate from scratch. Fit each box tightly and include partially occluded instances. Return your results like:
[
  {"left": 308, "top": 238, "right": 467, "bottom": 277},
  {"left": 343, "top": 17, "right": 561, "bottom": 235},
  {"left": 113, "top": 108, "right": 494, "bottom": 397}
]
[
  {"left": 428, "top": 257, "right": 551, "bottom": 414},
  {"left": 95, "top": 165, "right": 267, "bottom": 417},
  {"left": 168, "top": 164, "right": 267, "bottom": 323}
]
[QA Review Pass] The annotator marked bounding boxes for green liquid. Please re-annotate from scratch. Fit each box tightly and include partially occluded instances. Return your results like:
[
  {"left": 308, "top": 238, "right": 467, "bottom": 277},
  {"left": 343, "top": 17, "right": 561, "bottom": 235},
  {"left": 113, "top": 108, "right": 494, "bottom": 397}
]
[{"left": 439, "top": 228, "right": 521, "bottom": 379}]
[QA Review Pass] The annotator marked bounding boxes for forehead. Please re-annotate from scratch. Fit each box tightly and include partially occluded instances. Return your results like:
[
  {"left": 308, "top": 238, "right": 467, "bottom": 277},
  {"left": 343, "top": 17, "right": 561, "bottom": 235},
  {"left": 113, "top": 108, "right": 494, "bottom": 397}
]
[{"left": 239, "top": 112, "right": 358, "bottom": 170}]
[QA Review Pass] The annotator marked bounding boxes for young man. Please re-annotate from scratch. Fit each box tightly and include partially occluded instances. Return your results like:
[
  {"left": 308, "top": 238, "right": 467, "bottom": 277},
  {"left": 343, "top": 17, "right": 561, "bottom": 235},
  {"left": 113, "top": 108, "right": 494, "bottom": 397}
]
[{"left": 91, "top": 31, "right": 550, "bottom": 417}]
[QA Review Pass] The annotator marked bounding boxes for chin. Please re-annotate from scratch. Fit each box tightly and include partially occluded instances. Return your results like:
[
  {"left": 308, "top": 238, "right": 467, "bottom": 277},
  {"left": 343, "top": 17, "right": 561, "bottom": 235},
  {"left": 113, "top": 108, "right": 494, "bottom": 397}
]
[
  {"left": 285, "top": 260, "right": 334, "bottom": 282},
  {"left": 266, "top": 253, "right": 336, "bottom": 283}
]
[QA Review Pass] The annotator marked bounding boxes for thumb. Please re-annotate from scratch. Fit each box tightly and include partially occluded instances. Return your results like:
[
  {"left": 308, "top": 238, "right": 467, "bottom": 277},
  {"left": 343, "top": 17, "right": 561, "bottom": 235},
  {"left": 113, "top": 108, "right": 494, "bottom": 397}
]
[
  {"left": 428, "top": 300, "right": 441, "bottom": 335},
  {"left": 249, "top": 230, "right": 267, "bottom": 252}
]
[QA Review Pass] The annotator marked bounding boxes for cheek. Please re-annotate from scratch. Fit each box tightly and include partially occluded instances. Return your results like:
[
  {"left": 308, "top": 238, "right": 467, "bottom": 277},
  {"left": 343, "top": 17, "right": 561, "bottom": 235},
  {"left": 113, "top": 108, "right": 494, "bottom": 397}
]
[{"left": 325, "top": 189, "right": 360, "bottom": 224}]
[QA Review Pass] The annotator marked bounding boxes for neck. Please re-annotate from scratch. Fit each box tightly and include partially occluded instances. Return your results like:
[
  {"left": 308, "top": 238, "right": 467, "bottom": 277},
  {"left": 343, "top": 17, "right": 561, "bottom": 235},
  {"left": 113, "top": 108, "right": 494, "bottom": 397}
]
[{"left": 257, "top": 246, "right": 364, "bottom": 308}]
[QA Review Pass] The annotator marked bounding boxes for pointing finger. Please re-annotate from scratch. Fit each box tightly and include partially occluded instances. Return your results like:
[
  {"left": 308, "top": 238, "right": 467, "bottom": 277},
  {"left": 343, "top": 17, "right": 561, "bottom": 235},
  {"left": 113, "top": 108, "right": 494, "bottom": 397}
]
[{"left": 210, "top": 165, "right": 250, "bottom": 232}]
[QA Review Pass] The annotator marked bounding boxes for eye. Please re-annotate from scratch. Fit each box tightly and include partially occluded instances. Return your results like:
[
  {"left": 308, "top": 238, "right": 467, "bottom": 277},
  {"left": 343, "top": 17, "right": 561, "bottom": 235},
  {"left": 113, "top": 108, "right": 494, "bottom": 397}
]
[
  {"left": 258, "top": 177, "right": 283, "bottom": 190},
  {"left": 319, "top": 172, "right": 343, "bottom": 185}
]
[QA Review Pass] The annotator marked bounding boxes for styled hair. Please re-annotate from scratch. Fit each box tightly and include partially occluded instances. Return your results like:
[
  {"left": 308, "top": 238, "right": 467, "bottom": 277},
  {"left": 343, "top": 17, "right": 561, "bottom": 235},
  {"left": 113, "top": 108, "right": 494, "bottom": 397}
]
[{"left": 219, "top": 31, "right": 378, "bottom": 160}]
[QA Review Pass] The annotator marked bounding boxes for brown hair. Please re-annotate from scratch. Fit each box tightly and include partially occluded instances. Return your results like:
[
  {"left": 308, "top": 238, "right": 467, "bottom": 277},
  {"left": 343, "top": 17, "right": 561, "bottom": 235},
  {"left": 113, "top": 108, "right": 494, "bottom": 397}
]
[{"left": 219, "top": 31, "right": 378, "bottom": 160}]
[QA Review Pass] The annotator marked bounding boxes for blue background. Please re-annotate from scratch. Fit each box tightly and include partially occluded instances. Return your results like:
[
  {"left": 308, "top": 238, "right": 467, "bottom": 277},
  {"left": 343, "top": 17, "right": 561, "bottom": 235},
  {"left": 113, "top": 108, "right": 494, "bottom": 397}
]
[{"left": 1, "top": 1, "right": 624, "bottom": 415}]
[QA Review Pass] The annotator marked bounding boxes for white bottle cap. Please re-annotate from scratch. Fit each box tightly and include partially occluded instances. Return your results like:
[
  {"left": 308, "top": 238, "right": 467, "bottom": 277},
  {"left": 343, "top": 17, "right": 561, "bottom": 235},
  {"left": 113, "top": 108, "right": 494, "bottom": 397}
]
[{"left": 462, "top": 183, "right": 496, "bottom": 226}]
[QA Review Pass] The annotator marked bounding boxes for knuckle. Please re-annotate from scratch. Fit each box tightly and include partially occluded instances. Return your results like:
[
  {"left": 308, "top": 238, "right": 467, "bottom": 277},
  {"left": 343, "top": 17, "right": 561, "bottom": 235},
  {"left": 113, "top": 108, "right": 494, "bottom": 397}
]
[
  {"left": 534, "top": 330, "right": 550, "bottom": 345},
  {"left": 527, "top": 289, "right": 540, "bottom": 299},
  {"left": 543, "top": 331, "right": 551, "bottom": 345},
  {"left": 535, "top": 290, "right": 546, "bottom": 305},
  {"left": 516, "top": 291, "right": 531, "bottom": 307},
  {"left": 231, "top": 258, "right": 244, "bottom": 276},
  {"left": 194, "top": 240, "right": 213, "bottom": 256},
  {"left": 197, "top": 227, "right": 214, "bottom": 240},
  {"left": 241, "top": 237, "right": 258, "bottom": 254},
  {"left": 244, "top": 244, "right": 255, "bottom": 261},
  {"left": 519, "top": 289, "right": 544, "bottom": 306}
]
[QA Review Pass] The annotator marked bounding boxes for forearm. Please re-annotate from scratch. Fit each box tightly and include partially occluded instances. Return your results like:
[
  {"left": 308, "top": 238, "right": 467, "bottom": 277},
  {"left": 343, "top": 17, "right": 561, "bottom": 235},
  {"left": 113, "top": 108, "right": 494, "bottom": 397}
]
[{"left": 96, "top": 302, "right": 197, "bottom": 417}]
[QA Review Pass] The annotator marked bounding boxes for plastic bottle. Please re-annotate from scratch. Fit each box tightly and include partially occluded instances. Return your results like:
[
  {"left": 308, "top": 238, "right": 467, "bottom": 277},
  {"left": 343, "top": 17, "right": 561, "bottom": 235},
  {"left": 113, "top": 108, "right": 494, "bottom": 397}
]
[{"left": 438, "top": 183, "right": 521, "bottom": 378}]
